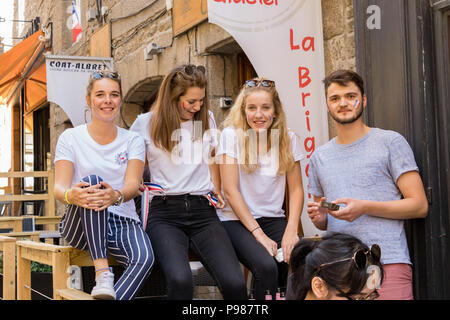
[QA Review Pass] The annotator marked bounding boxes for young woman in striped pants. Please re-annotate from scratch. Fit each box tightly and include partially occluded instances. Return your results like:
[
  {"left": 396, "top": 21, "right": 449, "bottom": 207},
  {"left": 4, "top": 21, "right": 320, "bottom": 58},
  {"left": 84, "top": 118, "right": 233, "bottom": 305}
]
[{"left": 54, "top": 70, "right": 154, "bottom": 300}]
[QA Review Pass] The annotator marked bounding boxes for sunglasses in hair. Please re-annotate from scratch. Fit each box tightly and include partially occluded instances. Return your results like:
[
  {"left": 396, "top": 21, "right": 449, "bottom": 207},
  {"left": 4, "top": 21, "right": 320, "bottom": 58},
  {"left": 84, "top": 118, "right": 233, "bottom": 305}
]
[
  {"left": 181, "top": 65, "right": 206, "bottom": 76},
  {"left": 244, "top": 79, "right": 276, "bottom": 88},
  {"left": 91, "top": 71, "right": 120, "bottom": 80},
  {"left": 315, "top": 244, "right": 381, "bottom": 273},
  {"left": 337, "top": 288, "right": 380, "bottom": 301}
]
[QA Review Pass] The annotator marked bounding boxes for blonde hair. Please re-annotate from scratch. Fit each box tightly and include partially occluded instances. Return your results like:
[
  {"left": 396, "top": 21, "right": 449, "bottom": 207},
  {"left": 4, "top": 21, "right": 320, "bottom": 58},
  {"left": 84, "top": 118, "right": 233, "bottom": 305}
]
[
  {"left": 222, "top": 79, "right": 295, "bottom": 175},
  {"left": 150, "top": 64, "right": 210, "bottom": 153}
]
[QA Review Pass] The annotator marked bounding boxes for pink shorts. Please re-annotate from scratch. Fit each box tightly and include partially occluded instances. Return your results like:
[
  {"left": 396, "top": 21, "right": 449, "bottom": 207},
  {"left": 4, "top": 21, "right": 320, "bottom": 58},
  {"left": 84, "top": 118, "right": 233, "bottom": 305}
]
[{"left": 377, "top": 263, "right": 414, "bottom": 300}]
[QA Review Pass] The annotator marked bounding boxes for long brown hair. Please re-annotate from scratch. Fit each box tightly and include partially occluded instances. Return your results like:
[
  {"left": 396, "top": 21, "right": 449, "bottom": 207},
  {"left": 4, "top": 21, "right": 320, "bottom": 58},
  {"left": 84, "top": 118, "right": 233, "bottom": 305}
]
[
  {"left": 222, "top": 78, "right": 295, "bottom": 175},
  {"left": 150, "top": 64, "right": 210, "bottom": 153}
]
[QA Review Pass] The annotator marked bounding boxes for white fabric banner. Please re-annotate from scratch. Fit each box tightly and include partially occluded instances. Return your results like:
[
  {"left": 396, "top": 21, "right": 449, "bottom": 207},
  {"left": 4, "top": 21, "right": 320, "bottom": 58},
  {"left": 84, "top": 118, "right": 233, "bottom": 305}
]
[
  {"left": 208, "top": 0, "right": 328, "bottom": 237},
  {"left": 45, "top": 55, "right": 113, "bottom": 126}
]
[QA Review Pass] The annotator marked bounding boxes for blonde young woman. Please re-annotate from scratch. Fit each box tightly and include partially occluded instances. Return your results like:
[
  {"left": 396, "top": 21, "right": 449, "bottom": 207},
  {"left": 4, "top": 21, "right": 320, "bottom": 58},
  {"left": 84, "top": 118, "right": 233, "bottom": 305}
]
[
  {"left": 130, "top": 64, "right": 247, "bottom": 300},
  {"left": 217, "top": 78, "right": 305, "bottom": 300},
  {"left": 54, "top": 71, "right": 154, "bottom": 300}
]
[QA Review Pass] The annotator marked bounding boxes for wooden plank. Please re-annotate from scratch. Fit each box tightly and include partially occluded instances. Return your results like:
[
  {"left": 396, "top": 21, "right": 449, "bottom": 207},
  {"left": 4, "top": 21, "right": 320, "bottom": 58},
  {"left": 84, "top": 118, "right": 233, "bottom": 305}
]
[
  {"left": 20, "top": 245, "right": 54, "bottom": 265},
  {"left": 0, "top": 171, "right": 49, "bottom": 178},
  {"left": 52, "top": 250, "right": 71, "bottom": 299},
  {"left": 46, "top": 169, "right": 55, "bottom": 218},
  {"left": 90, "top": 22, "right": 111, "bottom": 58},
  {"left": 6, "top": 231, "right": 41, "bottom": 242},
  {"left": 17, "top": 244, "right": 31, "bottom": 300},
  {"left": 2, "top": 239, "right": 16, "bottom": 300},
  {"left": 55, "top": 288, "right": 94, "bottom": 300},
  {"left": 16, "top": 239, "right": 71, "bottom": 252},
  {"left": 0, "top": 194, "right": 50, "bottom": 201},
  {"left": 0, "top": 219, "right": 22, "bottom": 231},
  {"left": 172, "top": 0, "right": 208, "bottom": 36},
  {"left": 35, "top": 216, "right": 61, "bottom": 225},
  {"left": 0, "top": 235, "right": 16, "bottom": 300}
]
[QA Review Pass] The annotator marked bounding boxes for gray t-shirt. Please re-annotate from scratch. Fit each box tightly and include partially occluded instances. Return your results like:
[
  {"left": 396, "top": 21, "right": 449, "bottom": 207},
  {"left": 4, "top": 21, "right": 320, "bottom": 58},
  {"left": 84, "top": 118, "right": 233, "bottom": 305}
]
[{"left": 308, "top": 128, "right": 419, "bottom": 265}]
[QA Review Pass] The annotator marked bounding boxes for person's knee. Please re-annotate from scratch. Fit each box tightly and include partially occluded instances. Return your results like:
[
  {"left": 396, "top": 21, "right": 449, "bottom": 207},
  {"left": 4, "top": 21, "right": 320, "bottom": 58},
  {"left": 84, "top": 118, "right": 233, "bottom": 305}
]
[
  {"left": 220, "top": 276, "right": 248, "bottom": 300},
  {"left": 166, "top": 270, "right": 193, "bottom": 296},
  {"left": 81, "top": 174, "right": 103, "bottom": 186},
  {"left": 252, "top": 259, "right": 278, "bottom": 279}
]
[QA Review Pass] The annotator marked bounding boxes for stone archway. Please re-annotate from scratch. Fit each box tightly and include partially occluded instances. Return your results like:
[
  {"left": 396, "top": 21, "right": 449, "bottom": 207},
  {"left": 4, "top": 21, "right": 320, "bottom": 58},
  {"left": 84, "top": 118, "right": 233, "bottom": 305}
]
[{"left": 120, "top": 76, "right": 163, "bottom": 128}]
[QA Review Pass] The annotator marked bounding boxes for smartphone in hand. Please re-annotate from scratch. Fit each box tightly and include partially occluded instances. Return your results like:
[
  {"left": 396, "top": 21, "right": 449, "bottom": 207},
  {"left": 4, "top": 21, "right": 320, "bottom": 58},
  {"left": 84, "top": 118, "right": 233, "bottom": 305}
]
[{"left": 321, "top": 201, "right": 340, "bottom": 211}]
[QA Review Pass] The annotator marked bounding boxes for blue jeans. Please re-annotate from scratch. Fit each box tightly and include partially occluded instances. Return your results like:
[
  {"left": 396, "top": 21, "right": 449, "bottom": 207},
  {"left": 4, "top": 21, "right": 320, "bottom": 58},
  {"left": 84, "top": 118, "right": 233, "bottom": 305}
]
[
  {"left": 147, "top": 194, "right": 248, "bottom": 300},
  {"left": 59, "top": 175, "right": 154, "bottom": 300}
]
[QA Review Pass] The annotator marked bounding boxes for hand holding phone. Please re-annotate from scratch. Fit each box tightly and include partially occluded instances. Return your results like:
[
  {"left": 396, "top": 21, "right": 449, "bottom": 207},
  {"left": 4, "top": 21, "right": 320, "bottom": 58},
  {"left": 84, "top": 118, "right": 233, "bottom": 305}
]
[{"left": 321, "top": 201, "right": 340, "bottom": 211}]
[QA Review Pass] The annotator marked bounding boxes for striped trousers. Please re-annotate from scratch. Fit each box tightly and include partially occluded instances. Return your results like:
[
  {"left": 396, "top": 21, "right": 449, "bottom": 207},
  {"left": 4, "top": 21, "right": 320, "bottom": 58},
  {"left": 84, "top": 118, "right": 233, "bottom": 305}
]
[{"left": 59, "top": 176, "right": 154, "bottom": 300}]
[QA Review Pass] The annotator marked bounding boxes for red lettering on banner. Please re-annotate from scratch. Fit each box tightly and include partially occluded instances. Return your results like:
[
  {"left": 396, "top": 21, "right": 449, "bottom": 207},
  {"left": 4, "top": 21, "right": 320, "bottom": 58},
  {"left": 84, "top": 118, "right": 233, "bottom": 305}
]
[
  {"left": 290, "top": 29, "right": 300, "bottom": 50},
  {"left": 305, "top": 111, "right": 311, "bottom": 132},
  {"left": 290, "top": 29, "right": 315, "bottom": 52},
  {"left": 304, "top": 137, "right": 315, "bottom": 159},
  {"left": 214, "top": 0, "right": 278, "bottom": 5},
  {"left": 298, "top": 67, "right": 311, "bottom": 88},
  {"left": 302, "top": 92, "right": 311, "bottom": 107},
  {"left": 288, "top": 29, "right": 317, "bottom": 180},
  {"left": 302, "top": 37, "right": 315, "bottom": 52}
]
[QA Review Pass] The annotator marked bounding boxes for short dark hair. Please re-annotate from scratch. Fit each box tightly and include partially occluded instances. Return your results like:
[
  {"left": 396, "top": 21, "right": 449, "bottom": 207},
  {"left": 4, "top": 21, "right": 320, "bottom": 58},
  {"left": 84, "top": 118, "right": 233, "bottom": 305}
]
[{"left": 323, "top": 70, "right": 365, "bottom": 97}]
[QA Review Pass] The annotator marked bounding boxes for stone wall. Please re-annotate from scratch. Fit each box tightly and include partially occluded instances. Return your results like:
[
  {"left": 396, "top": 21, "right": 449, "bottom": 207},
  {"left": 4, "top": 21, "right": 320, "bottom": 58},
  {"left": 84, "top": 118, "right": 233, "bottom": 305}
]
[{"left": 321, "top": 0, "right": 357, "bottom": 138}]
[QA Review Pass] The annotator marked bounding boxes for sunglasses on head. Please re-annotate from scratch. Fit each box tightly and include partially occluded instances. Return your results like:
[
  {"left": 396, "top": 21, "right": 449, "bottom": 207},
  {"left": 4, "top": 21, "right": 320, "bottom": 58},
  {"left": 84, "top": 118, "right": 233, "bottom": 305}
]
[
  {"left": 180, "top": 65, "right": 206, "bottom": 76},
  {"left": 91, "top": 71, "right": 120, "bottom": 80},
  {"left": 337, "top": 288, "right": 380, "bottom": 301},
  {"left": 315, "top": 244, "right": 381, "bottom": 273},
  {"left": 244, "top": 79, "right": 276, "bottom": 88}
]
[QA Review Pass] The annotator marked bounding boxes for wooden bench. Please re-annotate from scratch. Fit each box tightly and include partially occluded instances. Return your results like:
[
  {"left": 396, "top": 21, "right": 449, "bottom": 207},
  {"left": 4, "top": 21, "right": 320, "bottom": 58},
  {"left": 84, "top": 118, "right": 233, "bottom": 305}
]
[
  {"left": 54, "top": 288, "right": 94, "bottom": 300},
  {"left": 0, "top": 215, "right": 62, "bottom": 233},
  {"left": 0, "top": 235, "right": 16, "bottom": 300},
  {"left": 0, "top": 170, "right": 55, "bottom": 218},
  {"left": 15, "top": 240, "right": 118, "bottom": 300}
]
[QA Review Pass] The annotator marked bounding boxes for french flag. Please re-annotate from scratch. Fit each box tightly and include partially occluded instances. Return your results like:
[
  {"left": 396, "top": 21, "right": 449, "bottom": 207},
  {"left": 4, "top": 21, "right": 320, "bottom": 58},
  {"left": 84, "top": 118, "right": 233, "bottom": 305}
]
[{"left": 72, "top": 2, "right": 82, "bottom": 43}]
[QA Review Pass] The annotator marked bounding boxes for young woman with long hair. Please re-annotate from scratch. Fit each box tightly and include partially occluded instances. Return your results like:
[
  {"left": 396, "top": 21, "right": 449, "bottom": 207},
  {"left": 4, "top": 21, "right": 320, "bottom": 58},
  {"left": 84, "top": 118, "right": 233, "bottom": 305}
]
[
  {"left": 130, "top": 64, "right": 247, "bottom": 300},
  {"left": 217, "top": 78, "right": 305, "bottom": 299},
  {"left": 54, "top": 70, "right": 154, "bottom": 300}
]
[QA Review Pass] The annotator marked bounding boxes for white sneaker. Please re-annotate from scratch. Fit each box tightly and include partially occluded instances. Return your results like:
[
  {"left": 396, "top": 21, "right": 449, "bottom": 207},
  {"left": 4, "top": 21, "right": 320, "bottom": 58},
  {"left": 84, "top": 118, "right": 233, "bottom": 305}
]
[{"left": 91, "top": 271, "right": 116, "bottom": 300}]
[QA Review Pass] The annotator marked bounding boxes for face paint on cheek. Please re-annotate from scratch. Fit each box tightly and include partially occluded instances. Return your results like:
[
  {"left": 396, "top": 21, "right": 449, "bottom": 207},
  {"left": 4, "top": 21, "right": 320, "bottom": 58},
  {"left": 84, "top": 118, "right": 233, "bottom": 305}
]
[{"left": 353, "top": 100, "right": 360, "bottom": 109}]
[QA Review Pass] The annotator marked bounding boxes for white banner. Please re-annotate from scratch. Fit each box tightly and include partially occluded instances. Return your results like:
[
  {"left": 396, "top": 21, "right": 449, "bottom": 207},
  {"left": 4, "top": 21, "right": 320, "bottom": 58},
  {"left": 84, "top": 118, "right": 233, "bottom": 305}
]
[
  {"left": 46, "top": 55, "right": 113, "bottom": 126},
  {"left": 208, "top": 0, "right": 328, "bottom": 237}
]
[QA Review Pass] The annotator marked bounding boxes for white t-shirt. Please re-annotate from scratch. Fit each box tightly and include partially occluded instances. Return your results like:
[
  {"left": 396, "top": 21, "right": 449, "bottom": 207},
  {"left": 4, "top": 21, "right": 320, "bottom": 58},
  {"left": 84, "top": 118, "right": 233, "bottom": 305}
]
[
  {"left": 129, "top": 111, "right": 217, "bottom": 195},
  {"left": 54, "top": 124, "right": 146, "bottom": 221},
  {"left": 216, "top": 127, "right": 306, "bottom": 221}
]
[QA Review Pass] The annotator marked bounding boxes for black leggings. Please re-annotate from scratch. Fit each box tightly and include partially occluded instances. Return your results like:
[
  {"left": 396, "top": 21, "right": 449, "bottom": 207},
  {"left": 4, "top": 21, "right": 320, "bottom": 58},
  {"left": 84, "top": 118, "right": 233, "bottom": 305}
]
[
  {"left": 147, "top": 195, "right": 248, "bottom": 300},
  {"left": 222, "top": 217, "right": 290, "bottom": 300}
]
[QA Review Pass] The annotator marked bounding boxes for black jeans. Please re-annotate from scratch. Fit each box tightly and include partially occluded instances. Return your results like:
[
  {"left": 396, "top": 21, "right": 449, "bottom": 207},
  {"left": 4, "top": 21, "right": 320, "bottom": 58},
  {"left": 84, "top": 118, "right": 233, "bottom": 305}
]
[
  {"left": 222, "top": 217, "right": 290, "bottom": 300},
  {"left": 147, "top": 194, "right": 247, "bottom": 300}
]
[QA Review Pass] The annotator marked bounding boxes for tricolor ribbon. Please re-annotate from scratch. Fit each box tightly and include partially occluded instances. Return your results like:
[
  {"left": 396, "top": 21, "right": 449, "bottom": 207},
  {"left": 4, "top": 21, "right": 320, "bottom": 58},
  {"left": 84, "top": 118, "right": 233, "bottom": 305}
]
[
  {"left": 205, "top": 192, "right": 219, "bottom": 208},
  {"left": 140, "top": 182, "right": 164, "bottom": 231}
]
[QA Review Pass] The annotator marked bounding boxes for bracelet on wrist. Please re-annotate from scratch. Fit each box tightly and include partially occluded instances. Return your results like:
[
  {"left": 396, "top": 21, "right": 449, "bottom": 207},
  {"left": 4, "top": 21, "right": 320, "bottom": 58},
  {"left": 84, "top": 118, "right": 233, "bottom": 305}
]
[
  {"left": 64, "top": 189, "right": 72, "bottom": 205},
  {"left": 250, "top": 226, "right": 261, "bottom": 234},
  {"left": 113, "top": 190, "right": 124, "bottom": 206}
]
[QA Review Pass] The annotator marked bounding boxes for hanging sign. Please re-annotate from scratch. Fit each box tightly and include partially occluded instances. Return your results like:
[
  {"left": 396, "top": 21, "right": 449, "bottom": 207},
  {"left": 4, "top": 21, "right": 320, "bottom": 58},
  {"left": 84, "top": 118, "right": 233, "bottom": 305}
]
[{"left": 46, "top": 55, "right": 113, "bottom": 126}]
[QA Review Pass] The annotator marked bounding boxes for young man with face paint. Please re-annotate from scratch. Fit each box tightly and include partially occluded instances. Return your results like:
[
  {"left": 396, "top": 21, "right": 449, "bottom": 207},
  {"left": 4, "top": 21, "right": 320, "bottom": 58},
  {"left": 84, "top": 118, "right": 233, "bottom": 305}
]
[{"left": 306, "top": 70, "right": 428, "bottom": 300}]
